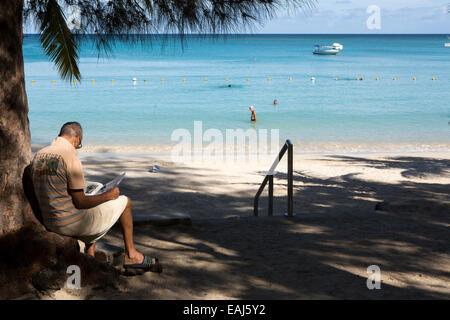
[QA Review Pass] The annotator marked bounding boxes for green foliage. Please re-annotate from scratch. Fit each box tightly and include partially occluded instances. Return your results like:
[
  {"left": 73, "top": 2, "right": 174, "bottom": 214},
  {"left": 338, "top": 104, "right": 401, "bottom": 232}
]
[
  {"left": 38, "top": 0, "right": 80, "bottom": 82},
  {"left": 24, "top": 0, "right": 314, "bottom": 82}
]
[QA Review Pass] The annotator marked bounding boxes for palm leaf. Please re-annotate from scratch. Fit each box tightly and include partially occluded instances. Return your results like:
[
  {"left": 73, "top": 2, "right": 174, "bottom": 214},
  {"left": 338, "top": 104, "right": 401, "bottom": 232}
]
[
  {"left": 39, "top": 0, "right": 80, "bottom": 82},
  {"left": 26, "top": 0, "right": 315, "bottom": 79}
]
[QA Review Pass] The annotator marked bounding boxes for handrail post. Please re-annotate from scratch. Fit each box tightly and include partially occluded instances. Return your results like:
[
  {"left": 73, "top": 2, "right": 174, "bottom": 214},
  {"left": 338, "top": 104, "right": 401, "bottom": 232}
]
[
  {"left": 253, "top": 139, "right": 294, "bottom": 217},
  {"left": 268, "top": 175, "right": 273, "bottom": 216},
  {"left": 254, "top": 175, "right": 269, "bottom": 216},
  {"left": 287, "top": 141, "right": 293, "bottom": 217}
]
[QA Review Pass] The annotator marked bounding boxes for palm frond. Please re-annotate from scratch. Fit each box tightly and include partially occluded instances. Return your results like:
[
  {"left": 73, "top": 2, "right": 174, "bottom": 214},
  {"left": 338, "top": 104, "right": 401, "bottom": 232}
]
[
  {"left": 25, "top": 0, "right": 316, "bottom": 78},
  {"left": 39, "top": 0, "right": 80, "bottom": 82}
]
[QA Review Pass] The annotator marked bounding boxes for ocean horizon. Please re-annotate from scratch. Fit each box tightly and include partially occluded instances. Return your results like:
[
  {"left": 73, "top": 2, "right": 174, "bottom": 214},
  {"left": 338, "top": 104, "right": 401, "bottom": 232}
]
[{"left": 24, "top": 34, "right": 450, "bottom": 153}]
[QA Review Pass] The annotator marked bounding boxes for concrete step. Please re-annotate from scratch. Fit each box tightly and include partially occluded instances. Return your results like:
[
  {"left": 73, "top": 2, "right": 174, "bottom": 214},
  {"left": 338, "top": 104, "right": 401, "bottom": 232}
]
[{"left": 133, "top": 212, "right": 191, "bottom": 226}]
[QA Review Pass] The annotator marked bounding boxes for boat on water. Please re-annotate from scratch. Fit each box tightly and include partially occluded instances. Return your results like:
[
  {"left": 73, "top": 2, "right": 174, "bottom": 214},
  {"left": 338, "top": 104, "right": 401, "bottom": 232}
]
[
  {"left": 313, "top": 43, "right": 343, "bottom": 55},
  {"left": 445, "top": 36, "right": 450, "bottom": 47}
]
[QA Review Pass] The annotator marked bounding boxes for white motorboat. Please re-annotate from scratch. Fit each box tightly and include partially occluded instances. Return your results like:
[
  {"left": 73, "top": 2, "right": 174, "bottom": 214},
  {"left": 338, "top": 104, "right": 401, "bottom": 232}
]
[
  {"left": 445, "top": 36, "right": 450, "bottom": 47},
  {"left": 313, "top": 43, "right": 343, "bottom": 55}
]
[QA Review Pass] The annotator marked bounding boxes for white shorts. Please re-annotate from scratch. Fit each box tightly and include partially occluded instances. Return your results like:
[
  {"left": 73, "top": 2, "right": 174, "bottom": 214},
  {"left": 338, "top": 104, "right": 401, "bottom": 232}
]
[{"left": 55, "top": 195, "right": 128, "bottom": 244}]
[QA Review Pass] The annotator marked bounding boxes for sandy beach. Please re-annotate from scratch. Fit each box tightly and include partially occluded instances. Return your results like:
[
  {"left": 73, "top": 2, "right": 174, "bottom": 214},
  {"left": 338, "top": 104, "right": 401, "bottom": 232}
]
[{"left": 36, "top": 149, "right": 450, "bottom": 300}]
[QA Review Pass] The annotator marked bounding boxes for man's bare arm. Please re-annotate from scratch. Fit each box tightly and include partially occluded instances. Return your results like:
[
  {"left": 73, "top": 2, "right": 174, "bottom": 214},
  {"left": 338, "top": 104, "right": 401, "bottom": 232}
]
[{"left": 69, "top": 187, "right": 120, "bottom": 210}]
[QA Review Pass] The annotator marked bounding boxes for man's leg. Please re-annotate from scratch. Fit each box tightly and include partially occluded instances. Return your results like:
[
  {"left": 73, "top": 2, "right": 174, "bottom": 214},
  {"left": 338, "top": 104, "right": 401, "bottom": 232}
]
[{"left": 119, "top": 198, "right": 144, "bottom": 264}]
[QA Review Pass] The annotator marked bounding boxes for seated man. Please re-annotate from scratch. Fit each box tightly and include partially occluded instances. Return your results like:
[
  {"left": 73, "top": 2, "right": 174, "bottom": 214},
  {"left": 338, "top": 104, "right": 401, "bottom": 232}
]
[{"left": 31, "top": 122, "right": 161, "bottom": 272}]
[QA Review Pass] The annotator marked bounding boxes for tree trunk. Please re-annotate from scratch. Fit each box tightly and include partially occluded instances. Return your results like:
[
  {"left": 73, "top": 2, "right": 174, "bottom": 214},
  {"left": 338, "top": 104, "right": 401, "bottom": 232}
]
[
  {"left": 0, "top": 2, "right": 120, "bottom": 299},
  {"left": 0, "top": 0, "right": 34, "bottom": 235}
]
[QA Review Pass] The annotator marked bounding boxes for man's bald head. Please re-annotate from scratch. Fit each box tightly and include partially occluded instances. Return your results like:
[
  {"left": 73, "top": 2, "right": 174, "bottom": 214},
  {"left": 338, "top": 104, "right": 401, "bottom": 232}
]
[{"left": 59, "top": 122, "right": 82, "bottom": 139}]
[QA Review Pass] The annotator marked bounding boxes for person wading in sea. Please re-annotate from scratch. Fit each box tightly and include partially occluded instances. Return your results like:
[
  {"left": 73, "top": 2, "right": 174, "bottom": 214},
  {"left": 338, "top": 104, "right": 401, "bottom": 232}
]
[
  {"left": 249, "top": 105, "right": 257, "bottom": 122},
  {"left": 30, "top": 122, "right": 162, "bottom": 273}
]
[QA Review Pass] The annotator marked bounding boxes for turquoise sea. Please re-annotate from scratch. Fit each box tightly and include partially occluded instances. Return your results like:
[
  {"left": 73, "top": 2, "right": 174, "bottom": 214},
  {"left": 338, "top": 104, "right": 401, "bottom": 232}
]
[{"left": 24, "top": 34, "right": 450, "bottom": 153}]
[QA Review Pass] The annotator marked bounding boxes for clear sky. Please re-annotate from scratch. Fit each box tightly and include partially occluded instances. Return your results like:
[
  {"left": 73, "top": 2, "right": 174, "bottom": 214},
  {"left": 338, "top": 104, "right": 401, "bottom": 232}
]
[
  {"left": 23, "top": 0, "right": 450, "bottom": 34},
  {"left": 259, "top": 0, "right": 450, "bottom": 33}
]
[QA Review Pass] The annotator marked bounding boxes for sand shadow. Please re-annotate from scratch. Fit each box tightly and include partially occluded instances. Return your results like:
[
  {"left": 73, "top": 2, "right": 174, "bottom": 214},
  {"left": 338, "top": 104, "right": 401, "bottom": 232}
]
[{"left": 85, "top": 155, "right": 449, "bottom": 299}]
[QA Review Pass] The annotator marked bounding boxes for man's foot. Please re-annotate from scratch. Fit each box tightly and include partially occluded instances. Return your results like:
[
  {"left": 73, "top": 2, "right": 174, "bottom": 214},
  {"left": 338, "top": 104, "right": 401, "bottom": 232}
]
[
  {"left": 124, "top": 250, "right": 144, "bottom": 265},
  {"left": 123, "top": 251, "right": 162, "bottom": 273}
]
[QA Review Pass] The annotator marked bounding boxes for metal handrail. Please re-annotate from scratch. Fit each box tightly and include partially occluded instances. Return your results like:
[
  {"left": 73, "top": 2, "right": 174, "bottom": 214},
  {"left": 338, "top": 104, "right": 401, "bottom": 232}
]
[{"left": 254, "top": 139, "right": 293, "bottom": 217}]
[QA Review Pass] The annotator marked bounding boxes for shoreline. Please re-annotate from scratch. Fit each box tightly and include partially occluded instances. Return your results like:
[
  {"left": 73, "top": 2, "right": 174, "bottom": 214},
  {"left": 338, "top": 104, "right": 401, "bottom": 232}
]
[{"left": 32, "top": 141, "right": 450, "bottom": 159}]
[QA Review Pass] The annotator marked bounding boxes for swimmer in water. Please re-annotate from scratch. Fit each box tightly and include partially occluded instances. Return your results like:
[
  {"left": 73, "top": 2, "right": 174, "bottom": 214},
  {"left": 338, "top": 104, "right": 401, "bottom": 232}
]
[
  {"left": 249, "top": 105, "right": 257, "bottom": 122},
  {"left": 273, "top": 99, "right": 278, "bottom": 105}
]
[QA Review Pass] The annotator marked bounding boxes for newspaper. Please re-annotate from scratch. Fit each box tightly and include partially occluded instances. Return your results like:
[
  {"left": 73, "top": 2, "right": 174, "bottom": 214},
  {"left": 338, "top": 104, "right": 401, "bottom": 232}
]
[{"left": 84, "top": 172, "right": 126, "bottom": 196}]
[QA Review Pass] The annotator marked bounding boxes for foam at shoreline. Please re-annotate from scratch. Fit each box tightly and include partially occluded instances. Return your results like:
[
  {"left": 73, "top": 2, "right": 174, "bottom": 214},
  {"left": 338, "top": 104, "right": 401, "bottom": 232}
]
[
  {"left": 32, "top": 141, "right": 450, "bottom": 166},
  {"left": 32, "top": 141, "right": 450, "bottom": 154},
  {"left": 77, "top": 142, "right": 450, "bottom": 154}
]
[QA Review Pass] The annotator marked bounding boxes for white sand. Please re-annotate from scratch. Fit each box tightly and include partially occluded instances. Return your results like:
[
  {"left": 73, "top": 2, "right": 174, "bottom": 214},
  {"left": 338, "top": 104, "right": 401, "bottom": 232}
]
[{"left": 41, "top": 151, "right": 450, "bottom": 299}]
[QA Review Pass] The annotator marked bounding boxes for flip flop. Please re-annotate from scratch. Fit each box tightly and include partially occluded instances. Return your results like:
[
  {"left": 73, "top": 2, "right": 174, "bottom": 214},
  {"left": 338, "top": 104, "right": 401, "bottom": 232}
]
[{"left": 124, "top": 255, "right": 163, "bottom": 273}]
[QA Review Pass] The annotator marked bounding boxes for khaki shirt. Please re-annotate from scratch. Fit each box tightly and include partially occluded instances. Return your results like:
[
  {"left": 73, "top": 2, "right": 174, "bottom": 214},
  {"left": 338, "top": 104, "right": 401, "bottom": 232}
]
[{"left": 31, "top": 137, "right": 87, "bottom": 229}]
